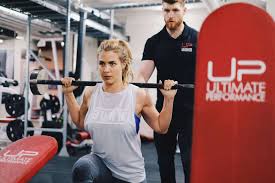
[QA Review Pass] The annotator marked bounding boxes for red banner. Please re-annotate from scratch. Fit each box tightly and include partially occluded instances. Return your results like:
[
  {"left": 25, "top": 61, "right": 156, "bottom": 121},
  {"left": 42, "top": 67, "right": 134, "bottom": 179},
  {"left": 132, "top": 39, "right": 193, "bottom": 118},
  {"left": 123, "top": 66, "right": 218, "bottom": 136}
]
[{"left": 192, "top": 3, "right": 275, "bottom": 183}]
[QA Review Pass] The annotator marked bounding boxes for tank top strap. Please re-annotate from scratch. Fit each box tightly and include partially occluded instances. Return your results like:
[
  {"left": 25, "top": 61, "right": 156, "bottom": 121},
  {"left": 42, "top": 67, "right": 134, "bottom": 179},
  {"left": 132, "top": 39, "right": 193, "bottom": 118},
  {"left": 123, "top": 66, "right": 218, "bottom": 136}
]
[
  {"left": 84, "top": 83, "right": 101, "bottom": 131},
  {"left": 129, "top": 84, "right": 138, "bottom": 114}
]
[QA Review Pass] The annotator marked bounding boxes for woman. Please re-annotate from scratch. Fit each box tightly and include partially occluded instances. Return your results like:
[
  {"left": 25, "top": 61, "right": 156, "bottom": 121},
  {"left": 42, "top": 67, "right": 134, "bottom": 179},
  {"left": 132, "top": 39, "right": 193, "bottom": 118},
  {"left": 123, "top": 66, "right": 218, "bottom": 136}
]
[{"left": 62, "top": 39, "right": 177, "bottom": 183}]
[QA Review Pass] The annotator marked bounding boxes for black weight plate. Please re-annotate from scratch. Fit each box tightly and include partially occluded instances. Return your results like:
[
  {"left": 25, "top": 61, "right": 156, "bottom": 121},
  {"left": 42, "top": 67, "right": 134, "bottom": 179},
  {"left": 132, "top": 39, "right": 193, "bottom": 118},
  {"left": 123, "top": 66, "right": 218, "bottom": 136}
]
[
  {"left": 5, "top": 94, "right": 29, "bottom": 117},
  {"left": 40, "top": 98, "right": 51, "bottom": 111},
  {"left": 6, "top": 119, "right": 34, "bottom": 142},
  {"left": 6, "top": 119, "right": 23, "bottom": 142},
  {"left": 50, "top": 95, "right": 60, "bottom": 114}
]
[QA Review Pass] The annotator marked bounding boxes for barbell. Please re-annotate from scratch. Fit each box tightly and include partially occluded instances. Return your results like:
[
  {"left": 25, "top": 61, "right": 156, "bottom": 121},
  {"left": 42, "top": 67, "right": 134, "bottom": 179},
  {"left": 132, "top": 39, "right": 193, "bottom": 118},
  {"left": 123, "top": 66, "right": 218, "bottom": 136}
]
[{"left": 29, "top": 69, "right": 194, "bottom": 95}]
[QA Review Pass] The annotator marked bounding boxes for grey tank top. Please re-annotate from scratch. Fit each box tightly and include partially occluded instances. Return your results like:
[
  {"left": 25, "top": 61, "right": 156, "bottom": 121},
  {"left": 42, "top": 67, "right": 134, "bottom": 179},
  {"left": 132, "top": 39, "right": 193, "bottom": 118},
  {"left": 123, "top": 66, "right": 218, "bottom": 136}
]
[{"left": 84, "top": 83, "right": 145, "bottom": 182}]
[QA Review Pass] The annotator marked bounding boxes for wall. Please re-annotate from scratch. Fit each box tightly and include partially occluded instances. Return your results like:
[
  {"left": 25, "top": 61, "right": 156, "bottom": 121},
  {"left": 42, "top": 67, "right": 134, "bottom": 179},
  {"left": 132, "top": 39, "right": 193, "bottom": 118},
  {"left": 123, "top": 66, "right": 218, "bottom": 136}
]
[
  {"left": 267, "top": 0, "right": 275, "bottom": 19},
  {"left": 82, "top": 36, "right": 99, "bottom": 81}
]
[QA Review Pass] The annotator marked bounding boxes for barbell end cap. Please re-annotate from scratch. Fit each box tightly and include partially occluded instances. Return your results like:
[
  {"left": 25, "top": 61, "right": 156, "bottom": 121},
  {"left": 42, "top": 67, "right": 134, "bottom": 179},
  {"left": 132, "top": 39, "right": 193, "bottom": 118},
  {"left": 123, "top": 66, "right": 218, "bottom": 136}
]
[{"left": 13, "top": 80, "right": 18, "bottom": 86}]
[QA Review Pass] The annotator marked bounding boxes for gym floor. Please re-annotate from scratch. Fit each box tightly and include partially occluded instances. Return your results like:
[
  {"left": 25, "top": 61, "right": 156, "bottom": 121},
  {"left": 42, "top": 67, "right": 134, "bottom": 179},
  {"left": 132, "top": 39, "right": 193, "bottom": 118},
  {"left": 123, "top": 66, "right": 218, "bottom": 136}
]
[{"left": 30, "top": 141, "right": 184, "bottom": 183}]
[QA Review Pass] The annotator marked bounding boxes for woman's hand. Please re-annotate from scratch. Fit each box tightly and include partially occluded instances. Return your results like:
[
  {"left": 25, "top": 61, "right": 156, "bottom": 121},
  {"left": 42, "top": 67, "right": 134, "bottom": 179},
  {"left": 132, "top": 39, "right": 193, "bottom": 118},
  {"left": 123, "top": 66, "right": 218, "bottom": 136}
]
[
  {"left": 61, "top": 77, "right": 78, "bottom": 94},
  {"left": 159, "top": 80, "right": 178, "bottom": 99}
]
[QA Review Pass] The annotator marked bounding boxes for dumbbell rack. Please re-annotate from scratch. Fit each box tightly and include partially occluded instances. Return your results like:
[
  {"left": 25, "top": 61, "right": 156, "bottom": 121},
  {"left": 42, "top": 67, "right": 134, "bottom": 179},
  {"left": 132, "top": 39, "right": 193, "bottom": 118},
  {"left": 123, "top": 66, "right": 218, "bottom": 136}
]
[{"left": 0, "top": 78, "right": 22, "bottom": 149}]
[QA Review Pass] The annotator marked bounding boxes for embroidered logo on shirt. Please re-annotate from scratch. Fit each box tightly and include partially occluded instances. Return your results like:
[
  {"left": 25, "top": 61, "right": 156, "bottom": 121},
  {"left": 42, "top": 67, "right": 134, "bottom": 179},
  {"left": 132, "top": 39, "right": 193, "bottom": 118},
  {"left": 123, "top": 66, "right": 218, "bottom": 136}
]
[{"left": 181, "top": 42, "right": 193, "bottom": 52}]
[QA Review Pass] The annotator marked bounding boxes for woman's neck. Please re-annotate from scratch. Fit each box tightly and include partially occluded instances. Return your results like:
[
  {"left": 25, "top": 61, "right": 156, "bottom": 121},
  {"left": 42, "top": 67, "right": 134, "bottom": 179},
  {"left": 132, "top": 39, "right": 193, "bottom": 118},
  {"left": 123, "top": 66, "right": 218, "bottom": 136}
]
[{"left": 103, "top": 81, "right": 126, "bottom": 93}]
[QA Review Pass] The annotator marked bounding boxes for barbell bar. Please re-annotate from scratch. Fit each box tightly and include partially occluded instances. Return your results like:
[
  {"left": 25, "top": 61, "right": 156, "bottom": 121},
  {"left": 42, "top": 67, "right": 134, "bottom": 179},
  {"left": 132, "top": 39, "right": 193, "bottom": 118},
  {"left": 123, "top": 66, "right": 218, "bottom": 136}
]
[{"left": 29, "top": 69, "right": 194, "bottom": 95}]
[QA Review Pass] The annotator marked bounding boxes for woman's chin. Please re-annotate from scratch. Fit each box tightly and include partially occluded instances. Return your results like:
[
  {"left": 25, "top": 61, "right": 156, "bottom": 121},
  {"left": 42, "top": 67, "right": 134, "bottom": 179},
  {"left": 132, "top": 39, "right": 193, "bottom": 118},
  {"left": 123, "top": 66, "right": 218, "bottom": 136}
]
[{"left": 103, "top": 80, "right": 114, "bottom": 85}]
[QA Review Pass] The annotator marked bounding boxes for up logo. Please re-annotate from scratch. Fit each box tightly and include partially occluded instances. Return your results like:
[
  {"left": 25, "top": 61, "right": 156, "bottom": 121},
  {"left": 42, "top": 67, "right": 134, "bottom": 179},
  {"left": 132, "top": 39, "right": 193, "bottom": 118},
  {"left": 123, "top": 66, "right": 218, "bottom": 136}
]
[
  {"left": 3, "top": 150, "right": 39, "bottom": 158},
  {"left": 0, "top": 150, "right": 39, "bottom": 165},
  {"left": 205, "top": 57, "right": 267, "bottom": 103},
  {"left": 207, "top": 57, "right": 266, "bottom": 82}
]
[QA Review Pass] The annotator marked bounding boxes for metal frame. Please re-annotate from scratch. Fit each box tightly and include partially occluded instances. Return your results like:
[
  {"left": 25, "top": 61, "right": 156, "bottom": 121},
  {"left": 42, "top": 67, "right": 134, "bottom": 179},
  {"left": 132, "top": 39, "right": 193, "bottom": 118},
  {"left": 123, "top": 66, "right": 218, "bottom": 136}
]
[
  {"left": 23, "top": 15, "right": 69, "bottom": 156},
  {"left": 29, "top": 0, "right": 126, "bottom": 39},
  {"left": 24, "top": 16, "right": 31, "bottom": 138},
  {"left": 0, "top": 5, "right": 58, "bottom": 37},
  {"left": 96, "top": 0, "right": 202, "bottom": 10},
  {"left": 22, "top": 0, "right": 73, "bottom": 157},
  {"left": 0, "top": 0, "right": 127, "bottom": 39}
]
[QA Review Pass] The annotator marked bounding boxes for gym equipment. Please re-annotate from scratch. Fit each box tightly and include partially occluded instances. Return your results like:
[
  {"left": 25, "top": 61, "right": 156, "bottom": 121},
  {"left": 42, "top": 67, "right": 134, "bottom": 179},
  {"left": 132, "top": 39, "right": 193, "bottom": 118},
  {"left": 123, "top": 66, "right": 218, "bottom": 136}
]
[
  {"left": 29, "top": 69, "right": 194, "bottom": 95},
  {"left": 66, "top": 138, "right": 93, "bottom": 156},
  {"left": 40, "top": 94, "right": 61, "bottom": 114},
  {"left": 38, "top": 97, "right": 63, "bottom": 154},
  {"left": 191, "top": 3, "right": 275, "bottom": 183},
  {"left": 0, "top": 77, "right": 18, "bottom": 87},
  {"left": 66, "top": 130, "right": 92, "bottom": 156},
  {"left": 6, "top": 119, "right": 34, "bottom": 142},
  {"left": 41, "top": 121, "right": 63, "bottom": 154},
  {"left": 4, "top": 94, "right": 30, "bottom": 117},
  {"left": 0, "top": 135, "right": 58, "bottom": 183}
]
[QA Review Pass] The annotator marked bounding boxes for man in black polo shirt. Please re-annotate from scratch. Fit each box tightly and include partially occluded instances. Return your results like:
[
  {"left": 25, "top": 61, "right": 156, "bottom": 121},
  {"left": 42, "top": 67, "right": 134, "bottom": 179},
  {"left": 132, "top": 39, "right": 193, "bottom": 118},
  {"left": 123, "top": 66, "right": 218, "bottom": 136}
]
[{"left": 137, "top": 0, "right": 197, "bottom": 183}]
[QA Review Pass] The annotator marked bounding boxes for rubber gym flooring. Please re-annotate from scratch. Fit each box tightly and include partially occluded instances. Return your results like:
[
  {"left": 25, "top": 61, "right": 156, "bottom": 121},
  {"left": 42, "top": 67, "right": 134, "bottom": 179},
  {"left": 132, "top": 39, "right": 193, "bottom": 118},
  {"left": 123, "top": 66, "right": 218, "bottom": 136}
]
[{"left": 30, "top": 141, "right": 184, "bottom": 183}]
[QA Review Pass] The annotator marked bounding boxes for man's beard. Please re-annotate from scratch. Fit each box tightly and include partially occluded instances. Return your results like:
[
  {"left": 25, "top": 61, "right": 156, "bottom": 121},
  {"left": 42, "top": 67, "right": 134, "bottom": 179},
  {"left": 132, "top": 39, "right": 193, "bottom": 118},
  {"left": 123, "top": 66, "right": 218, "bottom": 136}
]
[{"left": 165, "top": 19, "right": 182, "bottom": 31}]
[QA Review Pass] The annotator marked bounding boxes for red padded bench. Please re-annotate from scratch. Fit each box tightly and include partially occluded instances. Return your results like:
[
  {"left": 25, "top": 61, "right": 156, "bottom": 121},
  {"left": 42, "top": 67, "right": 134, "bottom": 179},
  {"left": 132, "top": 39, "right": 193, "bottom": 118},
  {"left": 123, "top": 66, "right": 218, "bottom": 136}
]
[{"left": 0, "top": 135, "right": 58, "bottom": 183}]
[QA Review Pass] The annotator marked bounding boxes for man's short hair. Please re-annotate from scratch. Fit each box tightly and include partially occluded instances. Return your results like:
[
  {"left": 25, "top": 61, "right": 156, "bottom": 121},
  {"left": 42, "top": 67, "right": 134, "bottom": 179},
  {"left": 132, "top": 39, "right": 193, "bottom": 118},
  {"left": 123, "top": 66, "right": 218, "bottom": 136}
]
[{"left": 162, "top": 0, "right": 186, "bottom": 5}]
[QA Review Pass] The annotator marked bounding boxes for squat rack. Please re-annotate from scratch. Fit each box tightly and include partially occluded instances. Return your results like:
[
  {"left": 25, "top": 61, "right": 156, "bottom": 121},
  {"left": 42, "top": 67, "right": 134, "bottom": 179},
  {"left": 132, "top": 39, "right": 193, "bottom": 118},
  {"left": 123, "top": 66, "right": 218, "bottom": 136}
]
[{"left": 0, "top": 0, "right": 127, "bottom": 156}]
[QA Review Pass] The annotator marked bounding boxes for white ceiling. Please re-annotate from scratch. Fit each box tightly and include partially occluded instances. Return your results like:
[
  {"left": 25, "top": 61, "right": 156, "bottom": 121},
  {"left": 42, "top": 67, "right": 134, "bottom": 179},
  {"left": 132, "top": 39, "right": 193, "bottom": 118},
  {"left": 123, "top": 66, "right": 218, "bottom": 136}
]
[
  {"left": 75, "top": 0, "right": 266, "bottom": 10},
  {"left": 80, "top": 0, "right": 161, "bottom": 8}
]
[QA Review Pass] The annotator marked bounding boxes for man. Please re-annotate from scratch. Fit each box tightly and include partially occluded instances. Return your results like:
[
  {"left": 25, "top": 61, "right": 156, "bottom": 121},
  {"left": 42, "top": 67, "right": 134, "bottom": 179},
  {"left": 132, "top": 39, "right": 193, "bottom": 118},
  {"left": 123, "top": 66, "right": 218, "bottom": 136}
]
[{"left": 137, "top": 0, "right": 197, "bottom": 182}]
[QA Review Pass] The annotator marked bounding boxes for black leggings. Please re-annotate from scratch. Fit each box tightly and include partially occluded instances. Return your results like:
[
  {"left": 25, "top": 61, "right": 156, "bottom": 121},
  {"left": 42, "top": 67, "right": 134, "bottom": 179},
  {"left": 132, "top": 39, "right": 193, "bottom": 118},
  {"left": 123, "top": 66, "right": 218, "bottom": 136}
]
[
  {"left": 154, "top": 117, "right": 193, "bottom": 183},
  {"left": 72, "top": 153, "right": 147, "bottom": 183}
]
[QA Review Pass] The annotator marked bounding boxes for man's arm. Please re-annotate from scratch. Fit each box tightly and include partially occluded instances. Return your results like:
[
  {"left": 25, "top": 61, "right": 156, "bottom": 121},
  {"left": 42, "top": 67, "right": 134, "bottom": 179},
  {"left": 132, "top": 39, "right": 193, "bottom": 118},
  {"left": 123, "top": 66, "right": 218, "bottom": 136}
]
[{"left": 136, "top": 60, "right": 155, "bottom": 82}]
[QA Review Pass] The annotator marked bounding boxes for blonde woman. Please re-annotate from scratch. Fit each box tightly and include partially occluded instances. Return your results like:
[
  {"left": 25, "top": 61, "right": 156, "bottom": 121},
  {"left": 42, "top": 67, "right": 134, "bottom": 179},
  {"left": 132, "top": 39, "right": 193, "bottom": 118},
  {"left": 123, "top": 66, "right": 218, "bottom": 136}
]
[{"left": 62, "top": 39, "right": 177, "bottom": 183}]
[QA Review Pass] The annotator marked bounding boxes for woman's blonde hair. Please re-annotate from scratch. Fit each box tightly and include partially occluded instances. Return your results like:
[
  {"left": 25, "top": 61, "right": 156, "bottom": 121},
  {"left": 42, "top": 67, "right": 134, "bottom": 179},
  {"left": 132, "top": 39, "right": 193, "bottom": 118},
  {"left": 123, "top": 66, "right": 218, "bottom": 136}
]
[{"left": 97, "top": 39, "right": 133, "bottom": 84}]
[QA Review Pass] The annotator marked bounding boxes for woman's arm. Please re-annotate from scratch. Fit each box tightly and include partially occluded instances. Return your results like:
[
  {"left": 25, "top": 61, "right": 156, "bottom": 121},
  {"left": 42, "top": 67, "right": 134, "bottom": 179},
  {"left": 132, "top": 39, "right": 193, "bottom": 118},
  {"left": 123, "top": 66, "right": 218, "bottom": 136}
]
[
  {"left": 140, "top": 80, "right": 177, "bottom": 134},
  {"left": 64, "top": 89, "right": 91, "bottom": 129},
  {"left": 62, "top": 77, "right": 92, "bottom": 129}
]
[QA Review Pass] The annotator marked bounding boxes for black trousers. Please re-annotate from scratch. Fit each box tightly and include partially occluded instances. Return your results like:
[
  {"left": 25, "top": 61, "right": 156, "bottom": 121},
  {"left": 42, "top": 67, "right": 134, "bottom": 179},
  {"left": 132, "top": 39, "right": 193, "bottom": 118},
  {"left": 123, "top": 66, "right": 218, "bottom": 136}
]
[{"left": 154, "top": 114, "right": 193, "bottom": 183}]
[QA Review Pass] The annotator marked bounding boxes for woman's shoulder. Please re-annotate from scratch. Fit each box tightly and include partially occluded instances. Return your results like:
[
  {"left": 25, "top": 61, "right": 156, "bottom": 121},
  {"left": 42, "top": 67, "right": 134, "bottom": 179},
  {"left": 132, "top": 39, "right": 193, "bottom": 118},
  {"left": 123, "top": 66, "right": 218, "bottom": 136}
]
[
  {"left": 131, "top": 85, "right": 147, "bottom": 100},
  {"left": 83, "top": 86, "right": 96, "bottom": 99}
]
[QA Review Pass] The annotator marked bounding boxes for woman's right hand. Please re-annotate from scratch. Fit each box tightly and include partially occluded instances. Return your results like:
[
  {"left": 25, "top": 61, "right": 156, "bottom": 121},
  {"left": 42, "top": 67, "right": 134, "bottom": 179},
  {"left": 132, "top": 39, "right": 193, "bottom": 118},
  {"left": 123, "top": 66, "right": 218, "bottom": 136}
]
[{"left": 61, "top": 77, "right": 78, "bottom": 94}]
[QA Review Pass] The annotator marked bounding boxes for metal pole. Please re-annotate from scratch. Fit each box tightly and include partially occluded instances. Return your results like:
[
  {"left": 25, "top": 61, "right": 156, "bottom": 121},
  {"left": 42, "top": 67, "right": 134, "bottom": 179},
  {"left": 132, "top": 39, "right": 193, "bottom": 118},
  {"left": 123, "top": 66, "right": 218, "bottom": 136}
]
[
  {"left": 75, "top": 10, "right": 87, "bottom": 79},
  {"left": 24, "top": 15, "right": 31, "bottom": 137},
  {"left": 109, "top": 9, "right": 114, "bottom": 39},
  {"left": 51, "top": 40, "right": 63, "bottom": 105},
  {"left": 59, "top": 0, "right": 71, "bottom": 157}
]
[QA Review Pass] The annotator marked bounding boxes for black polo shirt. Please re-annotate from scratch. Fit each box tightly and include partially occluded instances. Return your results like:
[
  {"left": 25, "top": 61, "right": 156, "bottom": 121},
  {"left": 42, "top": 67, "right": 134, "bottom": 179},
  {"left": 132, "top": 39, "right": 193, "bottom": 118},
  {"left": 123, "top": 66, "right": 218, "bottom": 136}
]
[{"left": 142, "top": 22, "right": 197, "bottom": 117}]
